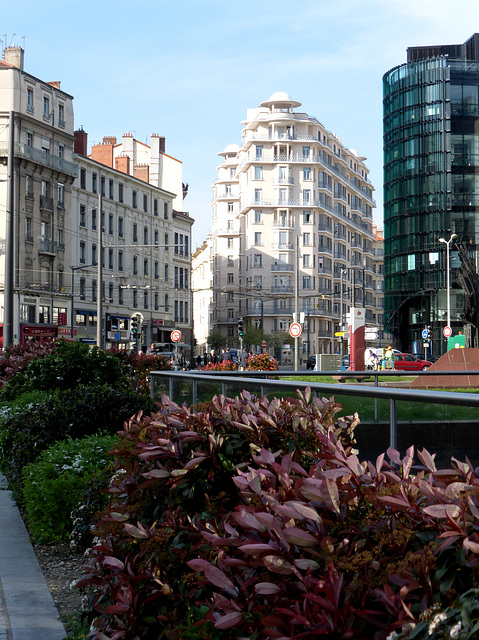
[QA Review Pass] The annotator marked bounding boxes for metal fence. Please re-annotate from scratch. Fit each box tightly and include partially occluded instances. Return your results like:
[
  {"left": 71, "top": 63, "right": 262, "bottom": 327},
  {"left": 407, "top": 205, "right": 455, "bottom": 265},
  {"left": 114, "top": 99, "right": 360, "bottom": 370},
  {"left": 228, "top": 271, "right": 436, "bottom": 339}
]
[{"left": 150, "top": 369, "right": 479, "bottom": 452}]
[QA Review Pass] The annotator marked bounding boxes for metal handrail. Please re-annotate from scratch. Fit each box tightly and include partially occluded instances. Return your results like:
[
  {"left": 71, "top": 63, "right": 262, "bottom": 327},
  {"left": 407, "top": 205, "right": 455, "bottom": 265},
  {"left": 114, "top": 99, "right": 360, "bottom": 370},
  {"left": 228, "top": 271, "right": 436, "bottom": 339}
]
[{"left": 149, "top": 369, "right": 479, "bottom": 452}]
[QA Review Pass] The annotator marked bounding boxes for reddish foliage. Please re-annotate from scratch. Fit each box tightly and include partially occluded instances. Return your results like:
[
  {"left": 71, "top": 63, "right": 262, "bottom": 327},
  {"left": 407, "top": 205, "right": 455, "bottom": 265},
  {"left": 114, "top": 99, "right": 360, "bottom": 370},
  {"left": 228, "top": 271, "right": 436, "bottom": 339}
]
[{"left": 0, "top": 341, "right": 57, "bottom": 387}]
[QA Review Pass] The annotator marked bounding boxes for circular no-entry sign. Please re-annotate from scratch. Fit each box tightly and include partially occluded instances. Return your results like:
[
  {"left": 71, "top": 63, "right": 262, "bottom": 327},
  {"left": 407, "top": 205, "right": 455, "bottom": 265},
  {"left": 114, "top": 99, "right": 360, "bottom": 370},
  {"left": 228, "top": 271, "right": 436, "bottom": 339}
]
[
  {"left": 261, "top": 340, "right": 267, "bottom": 349},
  {"left": 289, "top": 322, "right": 302, "bottom": 338},
  {"left": 443, "top": 326, "right": 452, "bottom": 338},
  {"left": 171, "top": 330, "right": 182, "bottom": 343}
]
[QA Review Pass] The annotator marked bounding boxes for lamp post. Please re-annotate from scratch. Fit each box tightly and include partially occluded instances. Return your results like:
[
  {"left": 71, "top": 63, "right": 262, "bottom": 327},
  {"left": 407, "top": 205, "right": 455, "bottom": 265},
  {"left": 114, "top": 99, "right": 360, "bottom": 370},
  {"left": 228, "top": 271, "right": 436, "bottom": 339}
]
[{"left": 439, "top": 233, "right": 457, "bottom": 330}]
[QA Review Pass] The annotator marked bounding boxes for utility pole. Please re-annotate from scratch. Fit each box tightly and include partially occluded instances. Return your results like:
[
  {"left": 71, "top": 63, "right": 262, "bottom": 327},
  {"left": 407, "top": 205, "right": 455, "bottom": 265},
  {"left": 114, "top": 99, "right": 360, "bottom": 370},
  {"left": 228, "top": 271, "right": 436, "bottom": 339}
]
[
  {"left": 294, "top": 233, "right": 300, "bottom": 370},
  {"left": 97, "top": 190, "right": 103, "bottom": 349},
  {"left": 4, "top": 111, "right": 15, "bottom": 347}
]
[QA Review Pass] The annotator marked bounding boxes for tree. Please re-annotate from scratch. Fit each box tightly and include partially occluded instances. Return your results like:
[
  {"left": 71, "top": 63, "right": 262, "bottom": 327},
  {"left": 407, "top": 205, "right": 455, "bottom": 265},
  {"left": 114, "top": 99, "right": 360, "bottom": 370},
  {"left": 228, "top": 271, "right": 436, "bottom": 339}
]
[
  {"left": 243, "top": 326, "right": 266, "bottom": 350},
  {"left": 206, "top": 331, "right": 227, "bottom": 351}
]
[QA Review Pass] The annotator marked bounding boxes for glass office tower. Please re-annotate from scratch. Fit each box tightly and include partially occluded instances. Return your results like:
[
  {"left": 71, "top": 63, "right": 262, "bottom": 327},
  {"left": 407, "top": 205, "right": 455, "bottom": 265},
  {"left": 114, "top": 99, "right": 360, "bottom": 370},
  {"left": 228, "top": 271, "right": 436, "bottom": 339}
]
[{"left": 383, "top": 34, "right": 479, "bottom": 353}]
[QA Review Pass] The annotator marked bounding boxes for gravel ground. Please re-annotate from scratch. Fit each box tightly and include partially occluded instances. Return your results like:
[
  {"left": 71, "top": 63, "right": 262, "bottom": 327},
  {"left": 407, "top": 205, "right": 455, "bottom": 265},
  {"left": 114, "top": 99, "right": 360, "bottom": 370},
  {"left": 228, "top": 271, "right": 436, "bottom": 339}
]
[{"left": 34, "top": 542, "right": 86, "bottom": 631}]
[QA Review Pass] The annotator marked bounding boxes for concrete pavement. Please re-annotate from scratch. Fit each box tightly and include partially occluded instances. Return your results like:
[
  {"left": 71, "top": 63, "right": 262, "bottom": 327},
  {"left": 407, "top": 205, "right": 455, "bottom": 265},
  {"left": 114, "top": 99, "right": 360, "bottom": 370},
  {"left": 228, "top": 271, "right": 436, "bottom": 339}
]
[{"left": 0, "top": 473, "right": 66, "bottom": 640}]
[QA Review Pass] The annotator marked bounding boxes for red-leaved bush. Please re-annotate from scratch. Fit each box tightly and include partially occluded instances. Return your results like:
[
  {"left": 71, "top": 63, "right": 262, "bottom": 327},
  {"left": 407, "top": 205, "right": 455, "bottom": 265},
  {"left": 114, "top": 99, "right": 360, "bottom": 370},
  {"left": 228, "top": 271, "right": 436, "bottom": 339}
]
[
  {"left": 0, "top": 341, "right": 57, "bottom": 387},
  {"left": 78, "top": 389, "right": 479, "bottom": 639}
]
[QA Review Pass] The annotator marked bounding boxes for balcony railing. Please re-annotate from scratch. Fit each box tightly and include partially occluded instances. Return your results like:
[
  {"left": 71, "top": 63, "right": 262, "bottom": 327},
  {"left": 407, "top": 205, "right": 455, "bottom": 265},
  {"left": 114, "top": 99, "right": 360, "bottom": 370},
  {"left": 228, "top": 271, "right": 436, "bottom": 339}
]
[
  {"left": 271, "top": 263, "right": 293, "bottom": 271},
  {"left": 40, "top": 195, "right": 53, "bottom": 211},
  {"left": 39, "top": 239, "right": 58, "bottom": 256},
  {"left": 4, "top": 143, "right": 79, "bottom": 176}
]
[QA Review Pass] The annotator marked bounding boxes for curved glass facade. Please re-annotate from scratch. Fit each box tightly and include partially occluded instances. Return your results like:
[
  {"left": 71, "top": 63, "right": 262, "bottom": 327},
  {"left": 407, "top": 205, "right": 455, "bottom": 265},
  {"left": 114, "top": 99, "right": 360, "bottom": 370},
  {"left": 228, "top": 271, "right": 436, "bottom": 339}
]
[{"left": 383, "top": 42, "right": 479, "bottom": 353}]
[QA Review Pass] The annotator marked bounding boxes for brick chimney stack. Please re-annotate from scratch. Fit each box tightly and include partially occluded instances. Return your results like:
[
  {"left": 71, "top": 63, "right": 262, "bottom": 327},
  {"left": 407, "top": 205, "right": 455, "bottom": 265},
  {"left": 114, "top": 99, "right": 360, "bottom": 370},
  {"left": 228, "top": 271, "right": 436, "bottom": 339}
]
[{"left": 74, "top": 128, "right": 88, "bottom": 156}]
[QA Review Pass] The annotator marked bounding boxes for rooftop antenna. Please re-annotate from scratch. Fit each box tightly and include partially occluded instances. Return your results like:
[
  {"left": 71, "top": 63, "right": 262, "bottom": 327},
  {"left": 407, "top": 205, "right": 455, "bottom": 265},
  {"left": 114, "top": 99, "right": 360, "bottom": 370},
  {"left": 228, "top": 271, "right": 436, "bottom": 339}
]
[{"left": 9, "top": 33, "right": 16, "bottom": 46}]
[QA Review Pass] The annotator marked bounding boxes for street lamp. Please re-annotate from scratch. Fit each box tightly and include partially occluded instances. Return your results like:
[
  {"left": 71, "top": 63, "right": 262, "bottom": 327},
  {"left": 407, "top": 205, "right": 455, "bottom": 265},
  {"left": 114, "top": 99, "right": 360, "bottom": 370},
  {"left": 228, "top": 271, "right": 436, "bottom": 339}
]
[{"left": 439, "top": 233, "right": 457, "bottom": 330}]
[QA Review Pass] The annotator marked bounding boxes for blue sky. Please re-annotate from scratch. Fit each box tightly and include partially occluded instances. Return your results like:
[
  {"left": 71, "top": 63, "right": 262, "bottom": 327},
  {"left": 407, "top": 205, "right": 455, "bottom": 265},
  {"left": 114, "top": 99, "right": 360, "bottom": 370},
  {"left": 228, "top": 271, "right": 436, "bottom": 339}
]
[{"left": 3, "top": 0, "right": 479, "bottom": 246}]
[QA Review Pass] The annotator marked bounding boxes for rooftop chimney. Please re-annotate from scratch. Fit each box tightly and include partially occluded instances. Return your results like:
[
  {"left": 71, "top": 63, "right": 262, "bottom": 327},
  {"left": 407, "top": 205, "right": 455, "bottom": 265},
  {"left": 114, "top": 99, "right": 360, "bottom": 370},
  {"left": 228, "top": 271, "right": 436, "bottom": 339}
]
[
  {"left": 3, "top": 46, "right": 24, "bottom": 70},
  {"left": 74, "top": 128, "right": 88, "bottom": 156}
]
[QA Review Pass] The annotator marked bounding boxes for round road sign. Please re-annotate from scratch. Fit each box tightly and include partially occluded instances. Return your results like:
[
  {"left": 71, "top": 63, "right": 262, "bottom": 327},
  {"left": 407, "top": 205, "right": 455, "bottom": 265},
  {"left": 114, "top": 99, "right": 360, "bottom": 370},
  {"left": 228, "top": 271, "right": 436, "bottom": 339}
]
[
  {"left": 171, "top": 329, "right": 182, "bottom": 343},
  {"left": 261, "top": 340, "right": 267, "bottom": 349},
  {"left": 289, "top": 322, "right": 302, "bottom": 338},
  {"left": 422, "top": 328, "right": 429, "bottom": 339},
  {"left": 443, "top": 326, "right": 452, "bottom": 338}
]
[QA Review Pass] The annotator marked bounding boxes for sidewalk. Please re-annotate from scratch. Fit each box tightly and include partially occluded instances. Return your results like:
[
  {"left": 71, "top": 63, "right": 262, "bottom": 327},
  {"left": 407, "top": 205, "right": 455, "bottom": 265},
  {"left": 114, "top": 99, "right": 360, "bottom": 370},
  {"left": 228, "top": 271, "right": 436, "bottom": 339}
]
[{"left": 0, "top": 473, "right": 66, "bottom": 640}]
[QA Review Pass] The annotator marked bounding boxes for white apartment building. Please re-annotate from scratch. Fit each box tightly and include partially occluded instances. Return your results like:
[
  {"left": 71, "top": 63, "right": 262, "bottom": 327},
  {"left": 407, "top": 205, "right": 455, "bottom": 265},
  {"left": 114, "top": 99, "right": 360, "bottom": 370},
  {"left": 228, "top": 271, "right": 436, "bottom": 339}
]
[
  {"left": 71, "top": 130, "right": 193, "bottom": 350},
  {"left": 192, "top": 236, "right": 213, "bottom": 354},
  {"left": 0, "top": 45, "right": 194, "bottom": 350},
  {"left": 209, "top": 93, "right": 382, "bottom": 359},
  {"left": 0, "top": 46, "right": 77, "bottom": 344}
]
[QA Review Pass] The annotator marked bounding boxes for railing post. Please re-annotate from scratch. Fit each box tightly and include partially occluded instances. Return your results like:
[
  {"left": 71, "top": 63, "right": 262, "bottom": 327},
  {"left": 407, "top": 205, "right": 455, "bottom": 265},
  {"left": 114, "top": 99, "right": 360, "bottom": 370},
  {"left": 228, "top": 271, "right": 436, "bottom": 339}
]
[
  {"left": 222, "top": 381, "right": 226, "bottom": 396},
  {"left": 169, "top": 375, "right": 173, "bottom": 401},
  {"left": 192, "top": 379, "right": 197, "bottom": 407},
  {"left": 390, "top": 398, "right": 397, "bottom": 450},
  {"left": 374, "top": 373, "right": 379, "bottom": 423}
]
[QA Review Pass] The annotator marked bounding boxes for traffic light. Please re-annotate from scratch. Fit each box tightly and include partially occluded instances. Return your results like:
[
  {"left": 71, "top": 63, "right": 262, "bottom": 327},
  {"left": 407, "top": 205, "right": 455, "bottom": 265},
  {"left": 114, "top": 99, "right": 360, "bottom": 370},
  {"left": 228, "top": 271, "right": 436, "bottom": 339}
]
[
  {"left": 131, "top": 315, "right": 139, "bottom": 335},
  {"left": 237, "top": 317, "right": 244, "bottom": 337},
  {"left": 423, "top": 325, "right": 432, "bottom": 344}
]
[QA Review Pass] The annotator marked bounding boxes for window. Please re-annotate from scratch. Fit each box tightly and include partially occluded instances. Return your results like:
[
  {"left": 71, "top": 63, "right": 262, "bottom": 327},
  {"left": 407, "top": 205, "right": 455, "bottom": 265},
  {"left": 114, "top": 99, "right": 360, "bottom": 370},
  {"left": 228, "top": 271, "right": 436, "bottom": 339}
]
[
  {"left": 144, "top": 290, "right": 149, "bottom": 309},
  {"left": 27, "top": 87, "right": 34, "bottom": 112},
  {"left": 143, "top": 194, "right": 148, "bottom": 212},
  {"left": 133, "top": 223, "right": 138, "bottom": 243},
  {"left": 144, "top": 227, "right": 148, "bottom": 245},
  {"left": 254, "top": 188, "right": 262, "bottom": 204},
  {"left": 26, "top": 130, "right": 33, "bottom": 147},
  {"left": 80, "top": 278, "right": 86, "bottom": 300},
  {"left": 58, "top": 103, "right": 65, "bottom": 126},
  {"left": 100, "top": 176, "right": 105, "bottom": 197},
  {"left": 132, "top": 189, "right": 137, "bottom": 208},
  {"left": 109, "top": 283, "right": 114, "bottom": 304},
  {"left": 303, "top": 210, "right": 312, "bottom": 223},
  {"left": 92, "top": 173, "right": 97, "bottom": 194},
  {"left": 303, "top": 167, "right": 311, "bottom": 180},
  {"left": 302, "top": 146, "right": 310, "bottom": 159},
  {"left": 279, "top": 188, "right": 287, "bottom": 203},
  {"left": 254, "top": 232, "right": 262, "bottom": 245},
  {"left": 144, "top": 259, "right": 148, "bottom": 276},
  {"left": 133, "top": 289, "right": 138, "bottom": 308},
  {"left": 303, "top": 276, "right": 311, "bottom": 289},
  {"left": 80, "top": 241, "right": 86, "bottom": 264},
  {"left": 57, "top": 183, "right": 64, "bottom": 207},
  {"left": 253, "top": 254, "right": 262, "bottom": 267},
  {"left": 228, "top": 202, "right": 234, "bottom": 213},
  {"left": 165, "top": 233, "right": 169, "bottom": 249},
  {"left": 39, "top": 305, "right": 50, "bottom": 323},
  {"left": 155, "top": 261, "right": 159, "bottom": 279},
  {"left": 227, "top": 238, "right": 234, "bottom": 249},
  {"left": 154, "top": 198, "right": 158, "bottom": 216},
  {"left": 118, "top": 216, "right": 123, "bottom": 237},
  {"left": 80, "top": 204, "right": 86, "bottom": 227},
  {"left": 58, "top": 144, "right": 64, "bottom": 159},
  {"left": 254, "top": 275, "right": 262, "bottom": 287},
  {"left": 25, "top": 218, "right": 33, "bottom": 242},
  {"left": 80, "top": 168, "right": 86, "bottom": 190},
  {"left": 303, "top": 254, "right": 310, "bottom": 267},
  {"left": 109, "top": 214, "right": 113, "bottom": 235},
  {"left": 255, "top": 166, "right": 263, "bottom": 180},
  {"left": 109, "top": 179, "right": 114, "bottom": 200},
  {"left": 254, "top": 210, "right": 262, "bottom": 223},
  {"left": 108, "top": 249, "right": 114, "bottom": 270},
  {"left": 133, "top": 256, "right": 138, "bottom": 275},
  {"left": 118, "top": 183, "right": 123, "bottom": 203},
  {"left": 228, "top": 255, "right": 234, "bottom": 266},
  {"left": 119, "top": 286, "right": 124, "bottom": 305},
  {"left": 227, "top": 273, "right": 234, "bottom": 284},
  {"left": 43, "top": 96, "right": 50, "bottom": 119},
  {"left": 118, "top": 251, "right": 123, "bottom": 271},
  {"left": 164, "top": 201, "right": 168, "bottom": 219},
  {"left": 25, "top": 175, "right": 33, "bottom": 197},
  {"left": 154, "top": 229, "right": 159, "bottom": 245},
  {"left": 303, "top": 189, "right": 311, "bottom": 204},
  {"left": 255, "top": 145, "right": 263, "bottom": 160},
  {"left": 92, "top": 209, "right": 97, "bottom": 230},
  {"left": 92, "top": 244, "right": 97, "bottom": 265},
  {"left": 303, "top": 232, "right": 311, "bottom": 246},
  {"left": 164, "top": 264, "right": 168, "bottom": 280}
]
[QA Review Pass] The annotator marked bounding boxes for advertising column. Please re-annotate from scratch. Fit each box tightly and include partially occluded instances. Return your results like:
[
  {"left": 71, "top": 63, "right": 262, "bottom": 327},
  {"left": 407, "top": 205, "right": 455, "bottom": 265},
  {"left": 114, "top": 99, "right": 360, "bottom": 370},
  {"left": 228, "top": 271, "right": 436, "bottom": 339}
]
[{"left": 349, "top": 307, "right": 365, "bottom": 371}]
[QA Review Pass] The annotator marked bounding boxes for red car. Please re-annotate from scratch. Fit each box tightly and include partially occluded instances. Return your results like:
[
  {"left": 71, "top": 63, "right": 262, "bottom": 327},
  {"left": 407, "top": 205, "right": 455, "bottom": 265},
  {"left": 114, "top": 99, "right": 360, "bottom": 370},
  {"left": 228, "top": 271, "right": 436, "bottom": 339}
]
[{"left": 392, "top": 353, "right": 432, "bottom": 371}]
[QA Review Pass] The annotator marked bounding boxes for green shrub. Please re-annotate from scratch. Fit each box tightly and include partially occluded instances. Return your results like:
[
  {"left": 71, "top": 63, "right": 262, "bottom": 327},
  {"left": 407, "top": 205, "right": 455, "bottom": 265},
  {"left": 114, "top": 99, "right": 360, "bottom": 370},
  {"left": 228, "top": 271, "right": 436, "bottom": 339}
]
[
  {"left": 1, "top": 341, "right": 126, "bottom": 399},
  {"left": 22, "top": 434, "right": 118, "bottom": 543},
  {"left": 0, "top": 384, "right": 153, "bottom": 492}
]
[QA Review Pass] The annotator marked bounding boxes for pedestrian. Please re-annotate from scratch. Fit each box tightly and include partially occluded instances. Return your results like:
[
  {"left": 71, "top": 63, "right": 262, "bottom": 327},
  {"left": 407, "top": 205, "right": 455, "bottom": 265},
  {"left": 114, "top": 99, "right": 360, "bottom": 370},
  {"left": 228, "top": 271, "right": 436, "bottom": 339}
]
[
  {"left": 203, "top": 352, "right": 208, "bottom": 366},
  {"left": 225, "top": 348, "right": 233, "bottom": 362},
  {"left": 196, "top": 354, "right": 202, "bottom": 368},
  {"left": 147, "top": 343, "right": 156, "bottom": 355},
  {"left": 239, "top": 348, "right": 248, "bottom": 371},
  {"left": 219, "top": 349, "right": 226, "bottom": 363}
]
